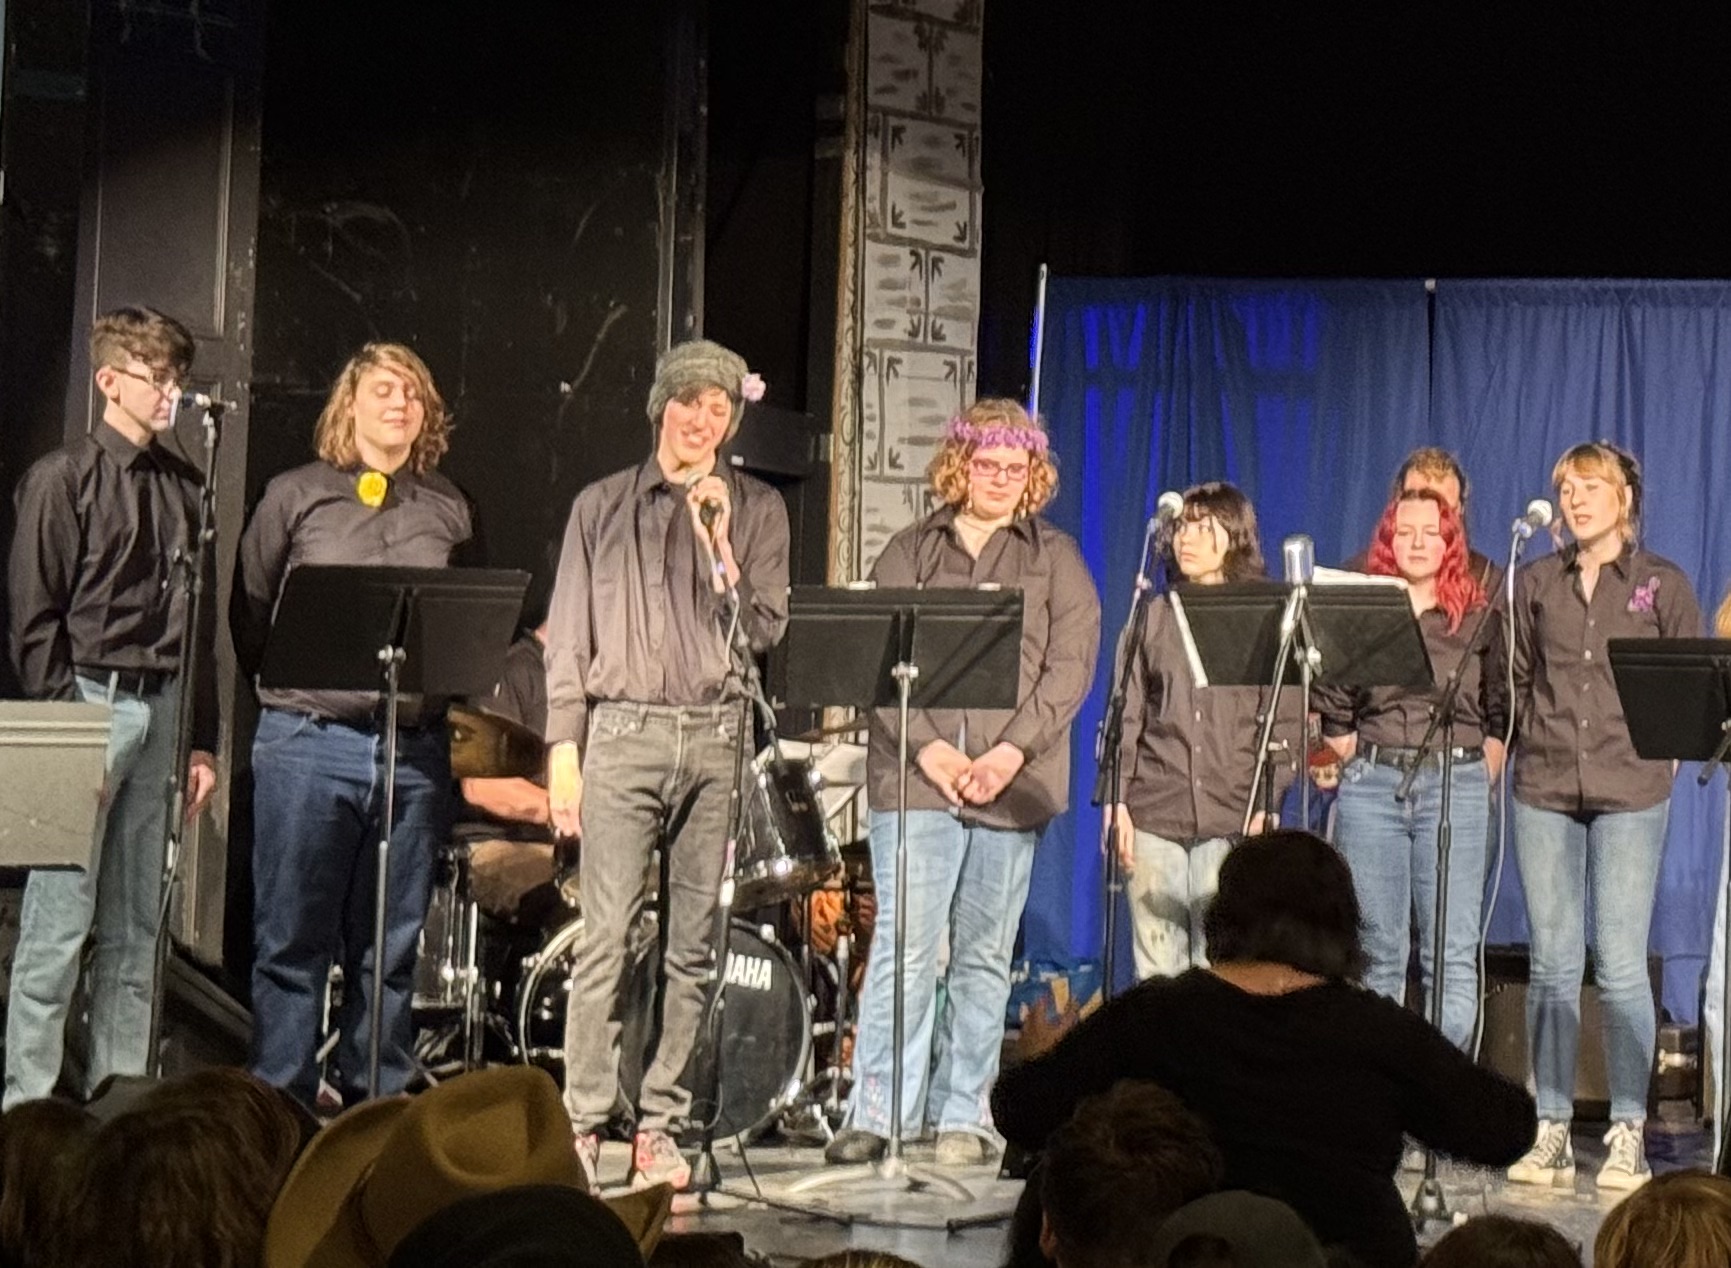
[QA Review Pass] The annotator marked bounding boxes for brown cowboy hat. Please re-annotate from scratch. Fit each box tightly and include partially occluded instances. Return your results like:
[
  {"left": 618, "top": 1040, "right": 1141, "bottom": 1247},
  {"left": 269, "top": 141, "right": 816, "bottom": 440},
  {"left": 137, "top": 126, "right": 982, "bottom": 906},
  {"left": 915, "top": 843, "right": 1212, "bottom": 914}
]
[{"left": 262, "top": 1066, "right": 669, "bottom": 1268}]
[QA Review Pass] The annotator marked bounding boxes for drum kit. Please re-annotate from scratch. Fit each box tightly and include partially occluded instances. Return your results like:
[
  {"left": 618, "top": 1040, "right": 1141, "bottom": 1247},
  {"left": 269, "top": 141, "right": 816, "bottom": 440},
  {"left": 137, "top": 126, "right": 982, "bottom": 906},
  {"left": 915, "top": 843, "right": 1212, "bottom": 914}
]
[{"left": 410, "top": 706, "right": 874, "bottom": 1140}]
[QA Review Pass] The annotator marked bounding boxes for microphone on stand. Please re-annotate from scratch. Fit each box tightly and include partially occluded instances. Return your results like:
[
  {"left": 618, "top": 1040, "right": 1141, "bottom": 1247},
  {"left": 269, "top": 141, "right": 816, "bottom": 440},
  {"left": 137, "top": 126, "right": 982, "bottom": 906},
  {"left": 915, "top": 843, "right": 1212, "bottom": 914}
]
[
  {"left": 1281, "top": 534, "right": 1315, "bottom": 586},
  {"left": 1152, "top": 489, "right": 1185, "bottom": 527},
  {"left": 1512, "top": 498, "right": 1554, "bottom": 539}
]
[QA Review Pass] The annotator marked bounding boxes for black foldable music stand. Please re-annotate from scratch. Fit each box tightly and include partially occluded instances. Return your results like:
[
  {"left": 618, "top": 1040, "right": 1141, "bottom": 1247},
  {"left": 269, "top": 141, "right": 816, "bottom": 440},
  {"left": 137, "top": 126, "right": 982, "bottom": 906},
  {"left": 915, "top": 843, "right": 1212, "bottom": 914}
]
[
  {"left": 1609, "top": 637, "right": 1731, "bottom": 1175},
  {"left": 1170, "top": 581, "right": 1431, "bottom": 831},
  {"left": 778, "top": 585, "right": 1021, "bottom": 1206},
  {"left": 259, "top": 564, "right": 528, "bottom": 1098}
]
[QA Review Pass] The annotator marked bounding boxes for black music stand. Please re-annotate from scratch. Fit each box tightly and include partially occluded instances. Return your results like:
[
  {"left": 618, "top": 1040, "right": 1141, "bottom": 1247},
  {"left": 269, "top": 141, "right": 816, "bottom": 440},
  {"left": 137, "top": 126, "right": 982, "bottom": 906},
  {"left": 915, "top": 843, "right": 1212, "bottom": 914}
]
[
  {"left": 1170, "top": 580, "right": 1431, "bottom": 830},
  {"left": 259, "top": 564, "right": 527, "bottom": 1098},
  {"left": 779, "top": 586, "right": 1021, "bottom": 1208},
  {"left": 1608, "top": 637, "right": 1731, "bottom": 1175}
]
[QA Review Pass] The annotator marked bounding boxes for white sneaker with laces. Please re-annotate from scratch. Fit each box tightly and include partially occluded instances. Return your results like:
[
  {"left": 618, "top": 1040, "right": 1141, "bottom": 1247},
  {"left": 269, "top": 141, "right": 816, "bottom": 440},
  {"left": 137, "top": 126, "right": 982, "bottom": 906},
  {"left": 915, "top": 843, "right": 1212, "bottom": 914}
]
[
  {"left": 1506, "top": 1118, "right": 1575, "bottom": 1187},
  {"left": 1596, "top": 1120, "right": 1652, "bottom": 1192}
]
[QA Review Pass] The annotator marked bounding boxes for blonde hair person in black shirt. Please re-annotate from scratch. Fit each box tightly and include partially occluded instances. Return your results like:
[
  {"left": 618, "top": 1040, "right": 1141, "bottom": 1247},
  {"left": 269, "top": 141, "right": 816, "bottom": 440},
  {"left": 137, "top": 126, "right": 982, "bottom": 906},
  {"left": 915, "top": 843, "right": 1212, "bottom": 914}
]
[
  {"left": 1503, "top": 441, "right": 1702, "bottom": 1193},
  {"left": 1110, "top": 481, "right": 1300, "bottom": 980},
  {"left": 233, "top": 342, "right": 473, "bottom": 1111},
  {"left": 5, "top": 306, "right": 218, "bottom": 1109}
]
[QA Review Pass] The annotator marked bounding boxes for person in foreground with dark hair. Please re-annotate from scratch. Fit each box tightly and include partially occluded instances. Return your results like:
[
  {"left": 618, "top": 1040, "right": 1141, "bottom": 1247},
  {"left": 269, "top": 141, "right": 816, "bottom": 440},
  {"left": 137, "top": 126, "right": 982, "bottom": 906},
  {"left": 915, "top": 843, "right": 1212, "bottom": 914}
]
[
  {"left": 1420, "top": 1214, "right": 1581, "bottom": 1268},
  {"left": 991, "top": 830, "right": 1536, "bottom": 1268},
  {"left": 1036, "top": 1080, "right": 1223, "bottom": 1268}
]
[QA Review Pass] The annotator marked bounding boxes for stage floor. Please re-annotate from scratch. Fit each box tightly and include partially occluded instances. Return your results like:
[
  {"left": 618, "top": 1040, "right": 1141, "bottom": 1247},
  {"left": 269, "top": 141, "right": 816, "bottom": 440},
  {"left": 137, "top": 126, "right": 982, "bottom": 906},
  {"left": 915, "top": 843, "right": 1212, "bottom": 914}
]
[{"left": 590, "top": 1109, "right": 1714, "bottom": 1267}]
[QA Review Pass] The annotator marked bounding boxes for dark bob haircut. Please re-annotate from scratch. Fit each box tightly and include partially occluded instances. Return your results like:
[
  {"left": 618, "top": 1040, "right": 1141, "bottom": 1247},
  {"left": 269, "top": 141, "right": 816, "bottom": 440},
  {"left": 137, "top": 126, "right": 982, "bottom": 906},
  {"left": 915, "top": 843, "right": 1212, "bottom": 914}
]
[
  {"left": 1160, "top": 481, "right": 1266, "bottom": 583},
  {"left": 1202, "top": 830, "right": 1366, "bottom": 981}
]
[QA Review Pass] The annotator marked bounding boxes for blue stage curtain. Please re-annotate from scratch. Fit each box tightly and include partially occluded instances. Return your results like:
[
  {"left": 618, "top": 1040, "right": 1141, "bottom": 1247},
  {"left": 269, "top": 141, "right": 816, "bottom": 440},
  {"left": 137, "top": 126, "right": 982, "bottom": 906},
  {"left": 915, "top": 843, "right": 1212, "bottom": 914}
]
[
  {"left": 1431, "top": 280, "right": 1731, "bottom": 1022},
  {"left": 1032, "top": 277, "right": 1434, "bottom": 987}
]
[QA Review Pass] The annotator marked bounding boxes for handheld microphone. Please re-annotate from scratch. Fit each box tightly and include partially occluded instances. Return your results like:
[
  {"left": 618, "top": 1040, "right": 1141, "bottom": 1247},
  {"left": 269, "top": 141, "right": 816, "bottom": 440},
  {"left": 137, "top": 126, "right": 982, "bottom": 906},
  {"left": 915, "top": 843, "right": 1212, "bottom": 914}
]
[
  {"left": 1512, "top": 499, "right": 1554, "bottom": 539},
  {"left": 1151, "top": 490, "right": 1185, "bottom": 527},
  {"left": 683, "top": 470, "right": 723, "bottom": 529},
  {"left": 1281, "top": 534, "right": 1315, "bottom": 586}
]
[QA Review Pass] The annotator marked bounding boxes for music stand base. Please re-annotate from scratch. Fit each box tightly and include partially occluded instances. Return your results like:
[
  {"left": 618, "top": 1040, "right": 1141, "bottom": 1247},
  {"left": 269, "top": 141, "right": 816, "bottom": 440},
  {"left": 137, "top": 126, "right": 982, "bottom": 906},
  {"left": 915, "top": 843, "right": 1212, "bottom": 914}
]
[
  {"left": 785, "top": 1157, "right": 976, "bottom": 1203},
  {"left": 1408, "top": 1174, "right": 1453, "bottom": 1229}
]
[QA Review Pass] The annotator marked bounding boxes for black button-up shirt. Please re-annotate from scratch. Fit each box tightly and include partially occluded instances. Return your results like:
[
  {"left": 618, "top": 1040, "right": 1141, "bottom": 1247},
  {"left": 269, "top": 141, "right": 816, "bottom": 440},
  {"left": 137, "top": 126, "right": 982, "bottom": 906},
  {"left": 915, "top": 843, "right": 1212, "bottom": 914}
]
[
  {"left": 1316, "top": 604, "right": 1509, "bottom": 750},
  {"left": 1119, "top": 593, "right": 1302, "bottom": 842},
  {"left": 545, "top": 458, "right": 790, "bottom": 750},
  {"left": 8, "top": 422, "right": 218, "bottom": 748},
  {"left": 231, "top": 460, "right": 474, "bottom": 725},
  {"left": 864, "top": 507, "right": 1102, "bottom": 832},
  {"left": 1511, "top": 543, "right": 1702, "bottom": 813}
]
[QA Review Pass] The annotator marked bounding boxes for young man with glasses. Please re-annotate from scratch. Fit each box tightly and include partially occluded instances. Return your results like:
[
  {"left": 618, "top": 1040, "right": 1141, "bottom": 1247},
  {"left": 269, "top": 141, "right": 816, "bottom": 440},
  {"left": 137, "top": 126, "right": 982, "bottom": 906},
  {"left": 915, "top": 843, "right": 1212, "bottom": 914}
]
[{"left": 5, "top": 305, "right": 218, "bottom": 1107}]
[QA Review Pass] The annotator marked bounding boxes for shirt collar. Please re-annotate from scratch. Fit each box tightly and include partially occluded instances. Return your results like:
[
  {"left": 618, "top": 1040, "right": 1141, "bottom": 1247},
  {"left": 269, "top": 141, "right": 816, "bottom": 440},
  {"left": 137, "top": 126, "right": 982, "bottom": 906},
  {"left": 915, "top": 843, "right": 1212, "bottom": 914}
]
[
  {"left": 93, "top": 420, "right": 159, "bottom": 470},
  {"left": 1561, "top": 539, "right": 1636, "bottom": 579},
  {"left": 634, "top": 456, "right": 731, "bottom": 502},
  {"left": 930, "top": 503, "right": 1037, "bottom": 544}
]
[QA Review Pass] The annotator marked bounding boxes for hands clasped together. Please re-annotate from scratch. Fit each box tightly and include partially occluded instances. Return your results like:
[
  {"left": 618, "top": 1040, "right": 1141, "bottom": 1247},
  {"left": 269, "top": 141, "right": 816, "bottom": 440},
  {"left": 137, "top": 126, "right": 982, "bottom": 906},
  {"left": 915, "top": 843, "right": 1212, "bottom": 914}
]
[{"left": 916, "top": 739, "right": 1026, "bottom": 807}]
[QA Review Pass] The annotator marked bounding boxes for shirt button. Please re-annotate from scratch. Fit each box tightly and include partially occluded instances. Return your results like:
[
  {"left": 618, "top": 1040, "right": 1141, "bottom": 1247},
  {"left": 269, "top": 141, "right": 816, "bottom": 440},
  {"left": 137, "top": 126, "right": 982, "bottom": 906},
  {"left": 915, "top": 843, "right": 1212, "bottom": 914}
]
[
  {"left": 1588, "top": 619, "right": 1596, "bottom": 628},
  {"left": 1581, "top": 719, "right": 1590, "bottom": 729},
  {"left": 1583, "top": 650, "right": 1593, "bottom": 661},
  {"left": 1194, "top": 710, "right": 1203, "bottom": 722}
]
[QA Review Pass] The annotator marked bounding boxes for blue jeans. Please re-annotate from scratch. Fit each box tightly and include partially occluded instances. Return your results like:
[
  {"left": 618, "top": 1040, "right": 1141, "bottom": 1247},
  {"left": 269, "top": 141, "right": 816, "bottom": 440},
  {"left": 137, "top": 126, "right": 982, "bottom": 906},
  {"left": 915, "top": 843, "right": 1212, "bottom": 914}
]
[
  {"left": 846, "top": 809, "right": 1037, "bottom": 1141},
  {"left": 4, "top": 675, "right": 178, "bottom": 1109},
  {"left": 1127, "top": 831, "right": 1232, "bottom": 979},
  {"left": 1511, "top": 798, "right": 1669, "bottom": 1123},
  {"left": 248, "top": 708, "right": 450, "bottom": 1106},
  {"left": 1333, "top": 757, "right": 1490, "bottom": 1050}
]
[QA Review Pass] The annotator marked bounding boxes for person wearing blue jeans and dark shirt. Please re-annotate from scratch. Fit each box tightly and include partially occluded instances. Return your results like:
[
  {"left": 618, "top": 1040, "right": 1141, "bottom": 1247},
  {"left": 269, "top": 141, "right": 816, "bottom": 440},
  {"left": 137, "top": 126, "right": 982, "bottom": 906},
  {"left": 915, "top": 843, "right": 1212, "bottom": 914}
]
[
  {"left": 1318, "top": 488, "right": 1506, "bottom": 1056},
  {"left": 4, "top": 307, "right": 218, "bottom": 1109},
  {"left": 232, "top": 342, "right": 473, "bottom": 1110},
  {"left": 823, "top": 398, "right": 1101, "bottom": 1169},
  {"left": 1503, "top": 441, "right": 1701, "bottom": 1192}
]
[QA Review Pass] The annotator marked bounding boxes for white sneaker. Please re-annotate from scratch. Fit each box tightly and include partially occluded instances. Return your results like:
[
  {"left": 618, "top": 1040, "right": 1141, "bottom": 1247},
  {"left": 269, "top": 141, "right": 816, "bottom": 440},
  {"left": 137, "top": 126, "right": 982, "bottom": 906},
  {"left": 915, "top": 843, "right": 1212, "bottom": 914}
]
[
  {"left": 1596, "top": 1120, "right": 1652, "bottom": 1192},
  {"left": 1507, "top": 1118, "right": 1576, "bottom": 1187}
]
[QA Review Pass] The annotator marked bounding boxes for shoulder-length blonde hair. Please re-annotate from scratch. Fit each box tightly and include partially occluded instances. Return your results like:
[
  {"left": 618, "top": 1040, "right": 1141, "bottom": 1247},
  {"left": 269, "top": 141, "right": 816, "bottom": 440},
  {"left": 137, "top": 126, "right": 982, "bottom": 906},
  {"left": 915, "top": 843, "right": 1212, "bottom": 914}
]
[
  {"left": 1551, "top": 440, "right": 1640, "bottom": 547},
  {"left": 928, "top": 397, "right": 1058, "bottom": 519},
  {"left": 1595, "top": 1168, "right": 1731, "bottom": 1268},
  {"left": 313, "top": 342, "right": 450, "bottom": 475}
]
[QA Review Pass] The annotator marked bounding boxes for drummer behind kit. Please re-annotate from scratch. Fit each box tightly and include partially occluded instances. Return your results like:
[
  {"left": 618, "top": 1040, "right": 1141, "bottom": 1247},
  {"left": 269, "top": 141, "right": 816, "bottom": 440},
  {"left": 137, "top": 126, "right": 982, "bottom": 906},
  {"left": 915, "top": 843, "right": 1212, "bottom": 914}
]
[{"left": 410, "top": 697, "right": 875, "bottom": 1141}]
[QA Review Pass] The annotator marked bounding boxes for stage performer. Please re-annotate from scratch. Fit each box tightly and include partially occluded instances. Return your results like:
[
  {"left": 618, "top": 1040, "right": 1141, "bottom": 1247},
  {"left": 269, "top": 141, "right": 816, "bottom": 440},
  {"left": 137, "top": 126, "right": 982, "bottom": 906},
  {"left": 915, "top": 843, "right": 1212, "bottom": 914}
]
[
  {"left": 823, "top": 399, "right": 1101, "bottom": 1169},
  {"left": 545, "top": 339, "right": 788, "bottom": 1192},
  {"left": 1316, "top": 488, "right": 1506, "bottom": 1051},
  {"left": 232, "top": 342, "right": 472, "bottom": 1110},
  {"left": 1502, "top": 441, "right": 1700, "bottom": 1193},
  {"left": 1343, "top": 447, "right": 1500, "bottom": 594},
  {"left": 5, "top": 306, "right": 217, "bottom": 1108},
  {"left": 1108, "top": 481, "right": 1300, "bottom": 981}
]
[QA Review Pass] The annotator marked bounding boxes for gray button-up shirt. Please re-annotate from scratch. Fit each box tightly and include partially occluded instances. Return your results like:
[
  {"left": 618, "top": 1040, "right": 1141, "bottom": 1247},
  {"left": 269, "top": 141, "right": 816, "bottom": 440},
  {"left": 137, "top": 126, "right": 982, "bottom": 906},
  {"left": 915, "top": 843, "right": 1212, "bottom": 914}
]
[
  {"left": 864, "top": 507, "right": 1102, "bottom": 832},
  {"left": 1119, "top": 593, "right": 1302, "bottom": 842},
  {"left": 545, "top": 458, "right": 790, "bottom": 751},
  {"left": 1511, "top": 543, "right": 1702, "bottom": 813},
  {"left": 1316, "top": 604, "right": 1510, "bottom": 750}
]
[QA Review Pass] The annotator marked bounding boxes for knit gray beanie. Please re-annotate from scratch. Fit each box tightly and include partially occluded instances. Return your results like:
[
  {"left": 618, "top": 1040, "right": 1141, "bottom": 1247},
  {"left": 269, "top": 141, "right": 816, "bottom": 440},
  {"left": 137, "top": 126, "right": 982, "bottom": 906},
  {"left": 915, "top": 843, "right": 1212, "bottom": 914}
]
[{"left": 646, "top": 339, "right": 753, "bottom": 441}]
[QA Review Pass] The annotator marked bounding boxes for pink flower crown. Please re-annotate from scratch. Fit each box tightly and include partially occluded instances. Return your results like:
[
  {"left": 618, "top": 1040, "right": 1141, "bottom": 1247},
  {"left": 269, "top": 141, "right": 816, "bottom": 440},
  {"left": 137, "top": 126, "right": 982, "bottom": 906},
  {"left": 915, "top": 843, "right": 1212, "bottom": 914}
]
[{"left": 944, "top": 414, "right": 1050, "bottom": 454}]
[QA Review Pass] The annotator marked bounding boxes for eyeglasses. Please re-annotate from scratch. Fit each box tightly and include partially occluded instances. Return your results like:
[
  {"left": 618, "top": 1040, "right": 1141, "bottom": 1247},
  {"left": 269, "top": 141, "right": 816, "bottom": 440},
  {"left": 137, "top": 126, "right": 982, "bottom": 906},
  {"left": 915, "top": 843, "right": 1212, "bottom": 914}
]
[
  {"left": 113, "top": 365, "right": 180, "bottom": 393},
  {"left": 970, "top": 457, "right": 1030, "bottom": 482}
]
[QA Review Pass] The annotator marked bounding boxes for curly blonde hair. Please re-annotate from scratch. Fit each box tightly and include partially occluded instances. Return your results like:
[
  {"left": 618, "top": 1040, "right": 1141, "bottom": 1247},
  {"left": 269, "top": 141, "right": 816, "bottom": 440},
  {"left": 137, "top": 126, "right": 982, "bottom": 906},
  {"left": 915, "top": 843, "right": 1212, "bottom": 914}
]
[
  {"left": 928, "top": 397, "right": 1057, "bottom": 518},
  {"left": 313, "top": 342, "right": 450, "bottom": 475}
]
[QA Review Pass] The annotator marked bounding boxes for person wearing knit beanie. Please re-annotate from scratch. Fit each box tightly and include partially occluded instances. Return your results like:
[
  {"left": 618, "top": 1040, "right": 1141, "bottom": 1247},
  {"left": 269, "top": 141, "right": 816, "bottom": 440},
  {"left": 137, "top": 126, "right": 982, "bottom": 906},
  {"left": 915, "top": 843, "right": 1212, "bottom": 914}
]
[{"left": 644, "top": 339, "right": 763, "bottom": 443}]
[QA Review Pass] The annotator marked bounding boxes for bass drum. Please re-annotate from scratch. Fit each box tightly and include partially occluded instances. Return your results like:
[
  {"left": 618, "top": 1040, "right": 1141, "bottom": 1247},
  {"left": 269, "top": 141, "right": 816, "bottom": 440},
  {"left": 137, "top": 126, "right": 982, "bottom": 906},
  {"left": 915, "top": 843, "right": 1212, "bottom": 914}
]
[{"left": 515, "top": 916, "right": 811, "bottom": 1140}]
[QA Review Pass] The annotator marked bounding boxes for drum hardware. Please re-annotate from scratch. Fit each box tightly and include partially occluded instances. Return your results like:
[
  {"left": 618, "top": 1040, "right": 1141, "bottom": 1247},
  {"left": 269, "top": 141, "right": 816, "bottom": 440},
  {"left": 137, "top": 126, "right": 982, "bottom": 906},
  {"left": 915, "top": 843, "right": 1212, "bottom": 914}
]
[
  {"left": 448, "top": 705, "right": 545, "bottom": 780},
  {"left": 788, "top": 715, "right": 870, "bottom": 743},
  {"left": 734, "top": 756, "right": 844, "bottom": 909}
]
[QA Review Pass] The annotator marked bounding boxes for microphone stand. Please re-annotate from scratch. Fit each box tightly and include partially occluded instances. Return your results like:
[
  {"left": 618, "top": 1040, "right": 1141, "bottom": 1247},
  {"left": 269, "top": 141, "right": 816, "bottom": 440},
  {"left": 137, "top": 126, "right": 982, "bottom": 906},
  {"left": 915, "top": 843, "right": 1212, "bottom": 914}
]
[
  {"left": 1092, "top": 513, "right": 1167, "bottom": 1000},
  {"left": 1401, "top": 522, "right": 1532, "bottom": 1229},
  {"left": 145, "top": 397, "right": 226, "bottom": 1075},
  {"left": 1242, "top": 575, "right": 1319, "bottom": 835}
]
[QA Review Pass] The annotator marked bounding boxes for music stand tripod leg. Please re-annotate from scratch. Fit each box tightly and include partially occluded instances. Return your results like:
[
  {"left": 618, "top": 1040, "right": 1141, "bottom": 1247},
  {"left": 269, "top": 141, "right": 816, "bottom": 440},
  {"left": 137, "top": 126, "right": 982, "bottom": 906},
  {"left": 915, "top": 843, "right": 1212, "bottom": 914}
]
[{"left": 368, "top": 644, "right": 406, "bottom": 1100}]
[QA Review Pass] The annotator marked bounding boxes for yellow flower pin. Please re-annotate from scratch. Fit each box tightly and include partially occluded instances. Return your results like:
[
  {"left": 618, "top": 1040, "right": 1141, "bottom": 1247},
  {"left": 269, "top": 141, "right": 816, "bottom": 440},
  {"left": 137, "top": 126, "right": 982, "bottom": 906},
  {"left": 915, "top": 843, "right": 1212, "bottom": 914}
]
[{"left": 356, "top": 470, "right": 388, "bottom": 508}]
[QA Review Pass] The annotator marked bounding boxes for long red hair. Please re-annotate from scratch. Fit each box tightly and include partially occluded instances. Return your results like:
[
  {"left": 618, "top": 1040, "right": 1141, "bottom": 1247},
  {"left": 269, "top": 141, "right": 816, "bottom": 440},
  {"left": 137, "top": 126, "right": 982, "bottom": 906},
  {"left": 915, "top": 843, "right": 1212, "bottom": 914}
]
[{"left": 1364, "top": 489, "right": 1484, "bottom": 632}]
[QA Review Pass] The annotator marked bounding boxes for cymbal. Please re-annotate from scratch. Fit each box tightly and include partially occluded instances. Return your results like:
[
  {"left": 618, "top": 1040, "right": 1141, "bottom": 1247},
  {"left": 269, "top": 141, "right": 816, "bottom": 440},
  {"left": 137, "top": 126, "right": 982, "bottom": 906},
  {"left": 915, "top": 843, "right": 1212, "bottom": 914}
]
[
  {"left": 448, "top": 705, "right": 544, "bottom": 780},
  {"left": 789, "top": 715, "right": 870, "bottom": 743}
]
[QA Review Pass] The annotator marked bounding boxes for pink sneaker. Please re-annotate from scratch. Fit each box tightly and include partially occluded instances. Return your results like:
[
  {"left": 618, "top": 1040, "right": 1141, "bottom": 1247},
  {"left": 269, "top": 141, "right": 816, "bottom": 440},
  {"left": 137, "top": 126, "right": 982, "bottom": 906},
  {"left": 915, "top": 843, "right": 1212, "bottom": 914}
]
[
  {"left": 631, "top": 1128, "right": 692, "bottom": 1191},
  {"left": 573, "top": 1130, "right": 601, "bottom": 1190}
]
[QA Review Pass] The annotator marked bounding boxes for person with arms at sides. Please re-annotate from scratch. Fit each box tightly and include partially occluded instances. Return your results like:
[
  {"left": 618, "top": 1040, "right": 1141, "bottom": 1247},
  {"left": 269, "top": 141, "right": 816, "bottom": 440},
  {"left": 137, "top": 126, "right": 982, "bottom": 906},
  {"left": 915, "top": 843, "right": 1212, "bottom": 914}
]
[
  {"left": 1109, "top": 481, "right": 1300, "bottom": 980},
  {"left": 824, "top": 399, "right": 1101, "bottom": 1169},
  {"left": 5, "top": 306, "right": 218, "bottom": 1109},
  {"left": 992, "top": 830, "right": 1536, "bottom": 1268},
  {"left": 1342, "top": 447, "right": 1500, "bottom": 595},
  {"left": 545, "top": 340, "right": 788, "bottom": 1192},
  {"left": 232, "top": 342, "right": 473, "bottom": 1110},
  {"left": 1316, "top": 488, "right": 1506, "bottom": 1051},
  {"left": 1503, "top": 441, "right": 1701, "bottom": 1193}
]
